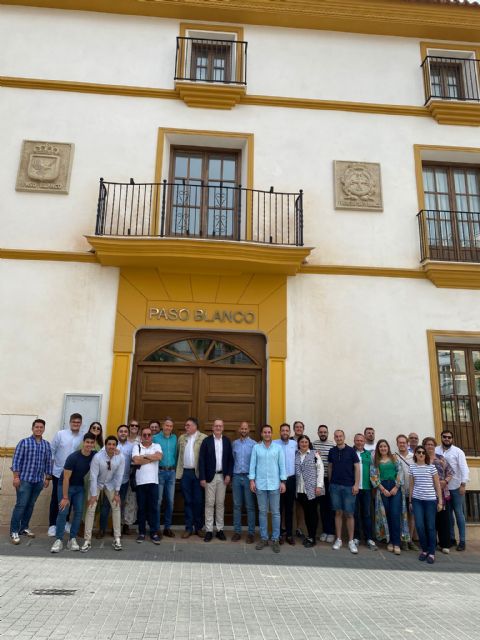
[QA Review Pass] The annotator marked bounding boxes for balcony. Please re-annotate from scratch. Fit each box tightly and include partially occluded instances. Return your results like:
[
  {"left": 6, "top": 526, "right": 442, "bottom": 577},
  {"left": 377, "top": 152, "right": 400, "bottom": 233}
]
[
  {"left": 421, "top": 55, "right": 480, "bottom": 125},
  {"left": 417, "top": 209, "right": 480, "bottom": 288},
  {"left": 174, "top": 36, "right": 247, "bottom": 109},
  {"left": 87, "top": 180, "right": 311, "bottom": 275}
]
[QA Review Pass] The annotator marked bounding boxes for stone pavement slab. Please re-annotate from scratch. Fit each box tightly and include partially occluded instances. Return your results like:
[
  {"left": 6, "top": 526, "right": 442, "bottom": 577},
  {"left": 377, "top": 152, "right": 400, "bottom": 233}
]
[{"left": 1, "top": 529, "right": 480, "bottom": 640}]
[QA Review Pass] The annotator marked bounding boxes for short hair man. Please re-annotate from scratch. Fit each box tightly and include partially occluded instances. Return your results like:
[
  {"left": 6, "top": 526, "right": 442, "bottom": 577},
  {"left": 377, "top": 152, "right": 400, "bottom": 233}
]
[
  {"left": 153, "top": 417, "right": 178, "bottom": 538},
  {"left": 313, "top": 424, "right": 335, "bottom": 542},
  {"left": 10, "top": 419, "right": 52, "bottom": 545},
  {"left": 363, "top": 427, "right": 376, "bottom": 452},
  {"left": 353, "top": 433, "right": 376, "bottom": 550},
  {"left": 199, "top": 419, "right": 234, "bottom": 542},
  {"left": 274, "top": 423, "right": 298, "bottom": 545},
  {"left": 132, "top": 425, "right": 163, "bottom": 544},
  {"left": 328, "top": 429, "right": 360, "bottom": 554},
  {"left": 48, "top": 413, "right": 84, "bottom": 536},
  {"left": 50, "top": 432, "right": 97, "bottom": 553},
  {"left": 176, "top": 417, "right": 207, "bottom": 538},
  {"left": 231, "top": 421, "right": 256, "bottom": 543},
  {"left": 149, "top": 420, "right": 161, "bottom": 436},
  {"left": 82, "top": 435, "right": 125, "bottom": 552},
  {"left": 408, "top": 432, "right": 419, "bottom": 454},
  {"left": 99, "top": 424, "right": 133, "bottom": 537},
  {"left": 436, "top": 430, "right": 469, "bottom": 551},
  {"left": 249, "top": 425, "right": 286, "bottom": 553}
]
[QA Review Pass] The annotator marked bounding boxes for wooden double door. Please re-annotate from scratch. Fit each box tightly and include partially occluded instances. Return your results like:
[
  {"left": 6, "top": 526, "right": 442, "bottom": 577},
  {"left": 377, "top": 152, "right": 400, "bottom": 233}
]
[{"left": 130, "top": 330, "right": 266, "bottom": 524}]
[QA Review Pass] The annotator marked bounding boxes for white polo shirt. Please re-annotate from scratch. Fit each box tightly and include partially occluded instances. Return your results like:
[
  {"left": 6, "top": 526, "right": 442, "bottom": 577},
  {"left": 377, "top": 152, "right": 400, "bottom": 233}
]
[{"left": 134, "top": 442, "right": 162, "bottom": 486}]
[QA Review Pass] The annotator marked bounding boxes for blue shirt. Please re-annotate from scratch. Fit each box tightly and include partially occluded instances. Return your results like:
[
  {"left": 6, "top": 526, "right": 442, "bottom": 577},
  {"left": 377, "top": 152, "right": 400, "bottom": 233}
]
[
  {"left": 153, "top": 432, "right": 177, "bottom": 468},
  {"left": 232, "top": 437, "right": 256, "bottom": 474},
  {"left": 328, "top": 445, "right": 359, "bottom": 487},
  {"left": 12, "top": 435, "right": 53, "bottom": 483},
  {"left": 273, "top": 438, "right": 297, "bottom": 477},
  {"left": 249, "top": 442, "right": 287, "bottom": 490}
]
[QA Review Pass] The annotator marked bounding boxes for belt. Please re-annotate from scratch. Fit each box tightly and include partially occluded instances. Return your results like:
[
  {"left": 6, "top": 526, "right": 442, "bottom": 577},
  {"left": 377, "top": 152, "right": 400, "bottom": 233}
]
[
  {"left": 160, "top": 466, "right": 176, "bottom": 471},
  {"left": 215, "top": 471, "right": 223, "bottom": 474}
]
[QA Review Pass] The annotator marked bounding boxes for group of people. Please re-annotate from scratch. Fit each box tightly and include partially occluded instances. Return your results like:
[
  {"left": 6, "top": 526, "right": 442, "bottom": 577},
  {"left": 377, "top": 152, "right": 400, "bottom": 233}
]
[{"left": 9, "top": 415, "right": 469, "bottom": 564}]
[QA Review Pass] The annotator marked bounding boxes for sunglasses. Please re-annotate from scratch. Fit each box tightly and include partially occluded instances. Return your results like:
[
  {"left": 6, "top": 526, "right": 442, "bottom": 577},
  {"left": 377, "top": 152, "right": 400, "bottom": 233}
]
[
  {"left": 416, "top": 450, "right": 426, "bottom": 455},
  {"left": 143, "top": 433, "right": 152, "bottom": 437},
  {"left": 106, "top": 460, "right": 111, "bottom": 471},
  {"left": 442, "top": 435, "right": 453, "bottom": 439}
]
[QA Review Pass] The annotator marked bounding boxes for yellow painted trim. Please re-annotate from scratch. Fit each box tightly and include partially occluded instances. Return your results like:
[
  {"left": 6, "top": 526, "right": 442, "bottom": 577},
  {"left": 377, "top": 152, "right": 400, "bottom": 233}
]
[
  {"left": 0, "top": 75, "right": 431, "bottom": 118},
  {"left": 179, "top": 22, "right": 244, "bottom": 40},
  {"left": 427, "top": 329, "right": 480, "bottom": 444},
  {"left": 86, "top": 236, "right": 311, "bottom": 275},
  {"left": 426, "top": 101, "right": 480, "bottom": 127},
  {"left": 467, "top": 457, "right": 480, "bottom": 468},
  {"left": 106, "top": 352, "right": 132, "bottom": 434},
  {"left": 176, "top": 82, "right": 246, "bottom": 109},
  {"left": 4, "top": 1, "right": 480, "bottom": 42},
  {"left": 0, "top": 247, "right": 98, "bottom": 263},
  {"left": 299, "top": 264, "right": 426, "bottom": 279},
  {"left": 0, "top": 447, "right": 15, "bottom": 457},
  {"left": 268, "top": 357, "right": 285, "bottom": 436},
  {"left": 420, "top": 41, "right": 480, "bottom": 62},
  {"left": 422, "top": 261, "right": 480, "bottom": 289}
]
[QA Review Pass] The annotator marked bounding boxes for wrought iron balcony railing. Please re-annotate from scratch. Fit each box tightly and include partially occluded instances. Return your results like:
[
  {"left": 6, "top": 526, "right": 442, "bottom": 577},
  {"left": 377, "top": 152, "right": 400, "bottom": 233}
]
[
  {"left": 440, "top": 394, "right": 480, "bottom": 457},
  {"left": 421, "top": 55, "right": 480, "bottom": 104},
  {"left": 175, "top": 36, "right": 247, "bottom": 85},
  {"left": 95, "top": 179, "right": 304, "bottom": 246},
  {"left": 417, "top": 209, "right": 480, "bottom": 263}
]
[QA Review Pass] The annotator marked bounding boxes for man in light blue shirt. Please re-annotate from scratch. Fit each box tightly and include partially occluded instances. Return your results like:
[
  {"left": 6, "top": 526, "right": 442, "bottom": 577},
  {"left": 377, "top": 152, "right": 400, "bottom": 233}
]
[
  {"left": 231, "top": 421, "right": 257, "bottom": 543},
  {"left": 274, "top": 423, "right": 297, "bottom": 545},
  {"left": 153, "top": 417, "right": 178, "bottom": 538},
  {"left": 249, "top": 424, "right": 286, "bottom": 552}
]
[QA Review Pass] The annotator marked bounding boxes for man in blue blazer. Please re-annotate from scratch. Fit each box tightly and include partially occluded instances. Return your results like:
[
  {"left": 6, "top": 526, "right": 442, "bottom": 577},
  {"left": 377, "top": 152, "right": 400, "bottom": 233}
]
[{"left": 199, "top": 419, "right": 234, "bottom": 542}]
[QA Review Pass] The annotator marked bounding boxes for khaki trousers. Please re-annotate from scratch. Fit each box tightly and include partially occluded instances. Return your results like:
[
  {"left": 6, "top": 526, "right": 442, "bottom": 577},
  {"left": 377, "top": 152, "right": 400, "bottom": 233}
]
[
  {"left": 85, "top": 487, "right": 121, "bottom": 541},
  {"left": 205, "top": 473, "right": 226, "bottom": 532}
]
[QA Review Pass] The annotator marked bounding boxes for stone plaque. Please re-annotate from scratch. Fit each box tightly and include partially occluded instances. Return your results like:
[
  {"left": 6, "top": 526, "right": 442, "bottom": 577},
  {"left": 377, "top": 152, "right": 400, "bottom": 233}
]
[
  {"left": 16, "top": 140, "right": 74, "bottom": 194},
  {"left": 334, "top": 161, "right": 383, "bottom": 211}
]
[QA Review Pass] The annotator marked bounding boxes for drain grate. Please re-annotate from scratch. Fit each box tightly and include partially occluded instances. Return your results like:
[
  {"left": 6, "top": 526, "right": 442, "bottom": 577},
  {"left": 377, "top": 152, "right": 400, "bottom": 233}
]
[{"left": 32, "top": 589, "right": 77, "bottom": 596}]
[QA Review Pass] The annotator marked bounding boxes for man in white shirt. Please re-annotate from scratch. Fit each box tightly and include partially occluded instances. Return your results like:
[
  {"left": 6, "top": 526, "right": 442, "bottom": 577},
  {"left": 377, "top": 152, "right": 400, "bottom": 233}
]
[
  {"left": 436, "top": 430, "right": 469, "bottom": 551},
  {"left": 48, "top": 413, "right": 85, "bottom": 536},
  {"left": 176, "top": 417, "right": 207, "bottom": 538},
  {"left": 132, "top": 425, "right": 162, "bottom": 544},
  {"left": 363, "top": 427, "right": 376, "bottom": 452},
  {"left": 81, "top": 435, "right": 125, "bottom": 552}
]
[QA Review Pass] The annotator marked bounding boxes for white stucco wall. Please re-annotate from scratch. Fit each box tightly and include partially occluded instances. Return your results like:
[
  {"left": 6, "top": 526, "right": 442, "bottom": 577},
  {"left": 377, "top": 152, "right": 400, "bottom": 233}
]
[{"left": 0, "top": 259, "right": 119, "bottom": 441}]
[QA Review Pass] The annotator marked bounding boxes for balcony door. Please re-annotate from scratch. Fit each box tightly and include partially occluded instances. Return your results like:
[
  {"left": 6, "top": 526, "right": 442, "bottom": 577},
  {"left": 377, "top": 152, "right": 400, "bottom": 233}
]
[
  {"left": 168, "top": 147, "right": 240, "bottom": 240},
  {"left": 190, "top": 40, "right": 231, "bottom": 83},
  {"left": 423, "top": 164, "right": 480, "bottom": 261}
]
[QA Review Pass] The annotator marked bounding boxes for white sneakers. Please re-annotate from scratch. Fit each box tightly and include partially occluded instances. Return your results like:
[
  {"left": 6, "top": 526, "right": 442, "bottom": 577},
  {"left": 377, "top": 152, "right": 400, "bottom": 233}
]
[
  {"left": 326, "top": 534, "right": 335, "bottom": 543},
  {"left": 50, "top": 539, "right": 63, "bottom": 553},
  {"left": 348, "top": 540, "right": 358, "bottom": 554},
  {"left": 332, "top": 538, "right": 342, "bottom": 550},
  {"left": 319, "top": 533, "right": 327, "bottom": 542},
  {"left": 21, "top": 529, "right": 35, "bottom": 538},
  {"left": 47, "top": 526, "right": 56, "bottom": 537},
  {"left": 367, "top": 539, "right": 377, "bottom": 550},
  {"left": 112, "top": 538, "right": 122, "bottom": 551},
  {"left": 67, "top": 538, "right": 80, "bottom": 551},
  {"left": 10, "top": 533, "right": 20, "bottom": 545},
  {"left": 80, "top": 540, "right": 91, "bottom": 553},
  {"left": 353, "top": 538, "right": 360, "bottom": 546}
]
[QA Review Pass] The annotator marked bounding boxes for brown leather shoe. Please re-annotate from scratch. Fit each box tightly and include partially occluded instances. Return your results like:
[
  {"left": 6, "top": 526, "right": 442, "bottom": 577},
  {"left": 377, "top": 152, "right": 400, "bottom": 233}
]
[
  {"left": 286, "top": 536, "right": 296, "bottom": 546},
  {"left": 181, "top": 531, "right": 192, "bottom": 539},
  {"left": 231, "top": 533, "right": 241, "bottom": 542},
  {"left": 163, "top": 528, "right": 175, "bottom": 538},
  {"left": 95, "top": 530, "right": 105, "bottom": 540},
  {"left": 246, "top": 534, "right": 255, "bottom": 544}
]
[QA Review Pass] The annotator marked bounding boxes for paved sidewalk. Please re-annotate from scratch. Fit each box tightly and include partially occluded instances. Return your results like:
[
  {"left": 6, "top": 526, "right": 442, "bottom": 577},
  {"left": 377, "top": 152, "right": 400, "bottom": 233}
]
[{"left": 1, "top": 529, "right": 480, "bottom": 640}]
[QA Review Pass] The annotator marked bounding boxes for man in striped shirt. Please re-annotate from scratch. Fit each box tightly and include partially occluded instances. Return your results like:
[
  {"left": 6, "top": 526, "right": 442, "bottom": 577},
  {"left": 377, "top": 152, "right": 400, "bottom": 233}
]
[
  {"left": 313, "top": 424, "right": 335, "bottom": 542},
  {"left": 10, "top": 419, "right": 53, "bottom": 544}
]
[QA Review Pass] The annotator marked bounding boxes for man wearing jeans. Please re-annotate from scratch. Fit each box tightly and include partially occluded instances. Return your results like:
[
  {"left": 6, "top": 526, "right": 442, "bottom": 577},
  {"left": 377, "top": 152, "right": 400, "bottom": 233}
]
[
  {"left": 249, "top": 424, "right": 286, "bottom": 553},
  {"left": 274, "top": 423, "right": 298, "bottom": 545},
  {"left": 153, "top": 417, "right": 177, "bottom": 538},
  {"left": 50, "top": 432, "right": 97, "bottom": 553},
  {"left": 10, "top": 419, "right": 52, "bottom": 544},
  {"left": 176, "top": 417, "right": 207, "bottom": 538},
  {"left": 436, "top": 430, "right": 469, "bottom": 551},
  {"left": 132, "top": 426, "right": 162, "bottom": 544},
  {"left": 231, "top": 422, "right": 256, "bottom": 543}
]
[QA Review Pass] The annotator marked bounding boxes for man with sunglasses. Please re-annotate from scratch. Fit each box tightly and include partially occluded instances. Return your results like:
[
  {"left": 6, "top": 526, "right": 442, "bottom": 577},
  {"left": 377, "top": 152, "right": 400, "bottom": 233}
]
[
  {"left": 436, "top": 430, "right": 469, "bottom": 551},
  {"left": 81, "top": 435, "right": 125, "bottom": 552},
  {"left": 132, "top": 426, "right": 163, "bottom": 544}
]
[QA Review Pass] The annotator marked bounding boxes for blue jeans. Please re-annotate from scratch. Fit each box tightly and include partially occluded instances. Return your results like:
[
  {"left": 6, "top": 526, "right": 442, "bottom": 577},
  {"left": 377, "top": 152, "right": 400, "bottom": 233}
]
[
  {"left": 99, "top": 481, "right": 129, "bottom": 531},
  {"left": 256, "top": 489, "right": 280, "bottom": 541},
  {"left": 412, "top": 498, "right": 437, "bottom": 556},
  {"left": 55, "top": 484, "right": 84, "bottom": 540},
  {"left": 136, "top": 483, "right": 160, "bottom": 536},
  {"left": 354, "top": 489, "right": 373, "bottom": 542},
  {"left": 232, "top": 473, "right": 256, "bottom": 534},
  {"left": 380, "top": 479, "right": 401, "bottom": 546},
  {"left": 448, "top": 488, "right": 466, "bottom": 543},
  {"left": 10, "top": 480, "right": 44, "bottom": 534},
  {"left": 180, "top": 469, "right": 204, "bottom": 532},
  {"left": 158, "top": 469, "right": 176, "bottom": 529}
]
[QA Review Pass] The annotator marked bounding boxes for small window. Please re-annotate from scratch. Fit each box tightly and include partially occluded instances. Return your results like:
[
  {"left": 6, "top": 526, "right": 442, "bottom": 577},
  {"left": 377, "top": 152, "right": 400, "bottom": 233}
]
[
  {"left": 145, "top": 339, "right": 254, "bottom": 365},
  {"left": 422, "top": 50, "right": 480, "bottom": 102}
]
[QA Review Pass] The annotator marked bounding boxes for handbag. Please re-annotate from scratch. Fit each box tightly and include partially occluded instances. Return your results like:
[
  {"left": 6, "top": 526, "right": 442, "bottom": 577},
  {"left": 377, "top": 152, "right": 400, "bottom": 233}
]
[{"left": 129, "top": 444, "right": 141, "bottom": 492}]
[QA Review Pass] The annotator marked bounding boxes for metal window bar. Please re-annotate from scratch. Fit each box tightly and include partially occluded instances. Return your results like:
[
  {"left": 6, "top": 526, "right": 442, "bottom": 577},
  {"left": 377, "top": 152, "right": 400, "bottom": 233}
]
[
  {"left": 439, "top": 394, "right": 480, "bottom": 457},
  {"left": 95, "top": 180, "right": 303, "bottom": 246},
  {"left": 417, "top": 209, "right": 480, "bottom": 262},
  {"left": 175, "top": 37, "right": 248, "bottom": 85},
  {"left": 421, "top": 55, "right": 480, "bottom": 105},
  {"left": 466, "top": 491, "right": 480, "bottom": 523}
]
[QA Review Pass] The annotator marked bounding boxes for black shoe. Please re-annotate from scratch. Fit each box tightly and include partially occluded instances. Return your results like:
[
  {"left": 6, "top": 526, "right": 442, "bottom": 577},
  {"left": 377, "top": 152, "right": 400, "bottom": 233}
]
[
  {"left": 216, "top": 530, "right": 226, "bottom": 541},
  {"left": 151, "top": 534, "right": 161, "bottom": 545},
  {"left": 450, "top": 538, "right": 457, "bottom": 547},
  {"left": 304, "top": 538, "right": 316, "bottom": 548},
  {"left": 136, "top": 534, "right": 145, "bottom": 543},
  {"left": 457, "top": 542, "right": 466, "bottom": 551},
  {"left": 204, "top": 532, "right": 213, "bottom": 542}
]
